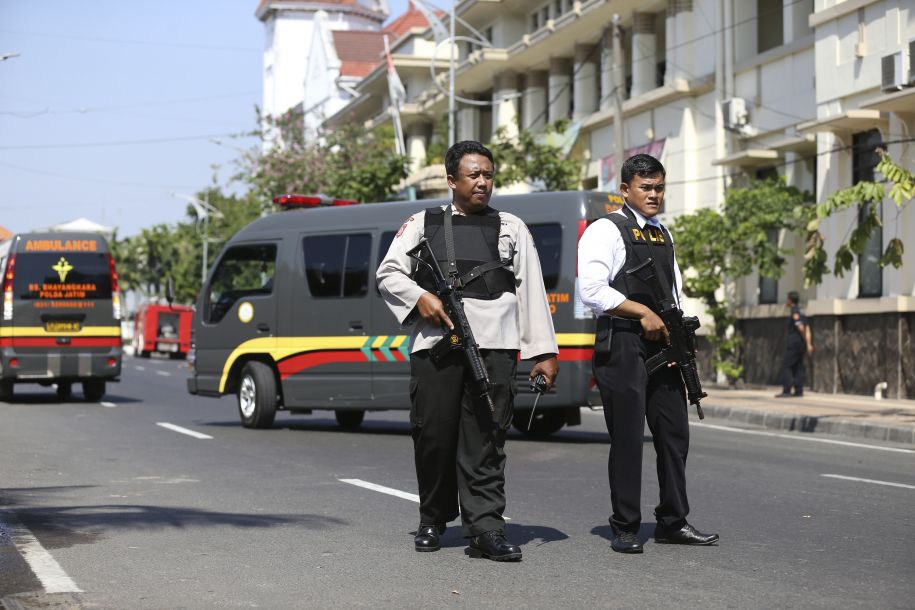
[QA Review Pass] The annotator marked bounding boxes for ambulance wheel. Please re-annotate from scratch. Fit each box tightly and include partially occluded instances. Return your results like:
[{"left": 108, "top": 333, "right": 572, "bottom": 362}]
[
  {"left": 238, "top": 361, "right": 277, "bottom": 429},
  {"left": 0, "top": 380, "right": 13, "bottom": 401},
  {"left": 512, "top": 409, "right": 565, "bottom": 436},
  {"left": 56, "top": 382, "right": 73, "bottom": 400},
  {"left": 82, "top": 379, "right": 106, "bottom": 402},
  {"left": 335, "top": 410, "right": 365, "bottom": 430}
]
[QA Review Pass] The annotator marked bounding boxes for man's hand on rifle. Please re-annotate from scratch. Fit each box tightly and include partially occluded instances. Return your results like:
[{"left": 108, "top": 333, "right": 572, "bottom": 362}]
[
  {"left": 639, "top": 309, "right": 670, "bottom": 345},
  {"left": 530, "top": 355, "right": 559, "bottom": 391},
  {"left": 416, "top": 292, "right": 454, "bottom": 330}
]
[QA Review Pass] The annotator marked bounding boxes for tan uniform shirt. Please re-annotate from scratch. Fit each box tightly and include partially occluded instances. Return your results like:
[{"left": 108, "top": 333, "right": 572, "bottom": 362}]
[{"left": 377, "top": 204, "right": 558, "bottom": 360}]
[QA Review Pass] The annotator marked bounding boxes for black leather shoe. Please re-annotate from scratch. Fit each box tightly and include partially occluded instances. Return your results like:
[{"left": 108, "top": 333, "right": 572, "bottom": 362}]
[
  {"left": 414, "top": 524, "right": 446, "bottom": 552},
  {"left": 469, "top": 530, "right": 522, "bottom": 561},
  {"left": 610, "top": 529, "right": 643, "bottom": 554},
  {"left": 774, "top": 392, "right": 792, "bottom": 398},
  {"left": 654, "top": 523, "right": 719, "bottom": 546}
]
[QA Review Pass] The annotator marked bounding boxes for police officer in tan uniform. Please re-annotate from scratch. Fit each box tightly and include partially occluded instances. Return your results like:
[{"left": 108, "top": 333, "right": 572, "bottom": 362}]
[{"left": 377, "top": 140, "right": 559, "bottom": 561}]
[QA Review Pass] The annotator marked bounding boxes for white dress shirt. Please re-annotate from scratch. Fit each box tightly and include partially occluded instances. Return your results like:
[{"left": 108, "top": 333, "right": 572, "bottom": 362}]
[
  {"left": 377, "top": 205, "right": 559, "bottom": 360},
  {"left": 578, "top": 204, "right": 683, "bottom": 317}
]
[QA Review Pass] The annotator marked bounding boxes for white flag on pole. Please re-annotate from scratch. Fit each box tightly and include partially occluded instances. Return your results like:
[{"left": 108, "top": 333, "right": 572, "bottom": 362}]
[{"left": 384, "top": 35, "right": 406, "bottom": 155}]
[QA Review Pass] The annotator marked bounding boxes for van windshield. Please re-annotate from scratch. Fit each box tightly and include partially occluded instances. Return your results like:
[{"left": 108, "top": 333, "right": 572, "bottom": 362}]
[{"left": 13, "top": 252, "right": 112, "bottom": 300}]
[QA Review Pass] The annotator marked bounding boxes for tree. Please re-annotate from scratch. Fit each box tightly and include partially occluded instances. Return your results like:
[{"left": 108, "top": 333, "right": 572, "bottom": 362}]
[
  {"left": 802, "top": 151, "right": 911, "bottom": 285},
  {"left": 487, "top": 120, "right": 581, "bottom": 191},
  {"left": 670, "top": 179, "right": 812, "bottom": 381}
]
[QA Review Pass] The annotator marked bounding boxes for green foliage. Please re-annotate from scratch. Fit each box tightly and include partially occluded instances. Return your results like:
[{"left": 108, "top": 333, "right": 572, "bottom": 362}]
[
  {"left": 239, "top": 109, "right": 408, "bottom": 205},
  {"left": 487, "top": 120, "right": 581, "bottom": 191},
  {"left": 803, "top": 152, "right": 913, "bottom": 285},
  {"left": 671, "top": 178, "right": 812, "bottom": 383}
]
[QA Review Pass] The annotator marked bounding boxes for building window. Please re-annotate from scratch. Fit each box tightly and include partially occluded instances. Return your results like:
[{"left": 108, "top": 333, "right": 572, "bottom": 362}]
[
  {"left": 852, "top": 129, "right": 884, "bottom": 298},
  {"left": 553, "top": 0, "right": 563, "bottom": 18},
  {"left": 758, "top": 229, "right": 778, "bottom": 304},
  {"left": 530, "top": 11, "right": 540, "bottom": 32},
  {"left": 757, "top": 0, "right": 784, "bottom": 53}
]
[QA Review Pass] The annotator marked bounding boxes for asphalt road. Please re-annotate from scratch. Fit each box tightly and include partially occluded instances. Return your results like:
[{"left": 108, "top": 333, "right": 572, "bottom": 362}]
[{"left": 1, "top": 355, "right": 914, "bottom": 609}]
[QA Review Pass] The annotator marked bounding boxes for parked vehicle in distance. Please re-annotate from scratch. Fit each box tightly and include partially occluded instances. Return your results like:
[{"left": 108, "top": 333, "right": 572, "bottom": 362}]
[
  {"left": 132, "top": 303, "right": 193, "bottom": 359},
  {"left": 187, "top": 191, "right": 624, "bottom": 435},
  {"left": 0, "top": 232, "right": 122, "bottom": 401}
]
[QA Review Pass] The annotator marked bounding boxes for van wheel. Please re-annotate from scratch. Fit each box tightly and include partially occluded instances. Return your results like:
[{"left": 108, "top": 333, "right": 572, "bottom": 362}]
[
  {"left": 82, "top": 379, "right": 106, "bottom": 402},
  {"left": 56, "top": 382, "right": 73, "bottom": 400},
  {"left": 335, "top": 410, "right": 365, "bottom": 430},
  {"left": 238, "top": 362, "right": 277, "bottom": 429},
  {"left": 512, "top": 409, "right": 565, "bottom": 436},
  {"left": 0, "top": 380, "right": 13, "bottom": 401}
]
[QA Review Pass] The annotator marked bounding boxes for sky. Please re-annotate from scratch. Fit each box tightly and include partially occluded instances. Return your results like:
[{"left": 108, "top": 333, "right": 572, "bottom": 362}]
[{"left": 0, "top": 0, "right": 446, "bottom": 238}]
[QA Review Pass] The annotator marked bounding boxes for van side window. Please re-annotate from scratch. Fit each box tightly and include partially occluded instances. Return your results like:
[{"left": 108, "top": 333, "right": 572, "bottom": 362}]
[
  {"left": 528, "top": 223, "right": 562, "bottom": 289},
  {"left": 207, "top": 244, "right": 277, "bottom": 323},
  {"left": 304, "top": 233, "right": 371, "bottom": 298}
]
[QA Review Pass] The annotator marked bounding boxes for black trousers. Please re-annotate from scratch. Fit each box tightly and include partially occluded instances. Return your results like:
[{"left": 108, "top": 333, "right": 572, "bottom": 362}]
[
  {"left": 781, "top": 340, "right": 806, "bottom": 394},
  {"left": 409, "top": 348, "right": 517, "bottom": 538},
  {"left": 592, "top": 330, "right": 690, "bottom": 533}
]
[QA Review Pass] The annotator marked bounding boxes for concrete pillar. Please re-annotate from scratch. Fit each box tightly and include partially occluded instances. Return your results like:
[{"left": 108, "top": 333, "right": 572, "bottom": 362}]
[
  {"left": 671, "top": 0, "right": 695, "bottom": 81},
  {"left": 522, "top": 71, "right": 548, "bottom": 131},
  {"left": 493, "top": 71, "right": 520, "bottom": 140},
  {"left": 573, "top": 44, "right": 598, "bottom": 120},
  {"left": 665, "top": 1, "right": 676, "bottom": 86},
  {"left": 406, "top": 123, "right": 428, "bottom": 173},
  {"left": 630, "top": 12, "right": 657, "bottom": 97},
  {"left": 600, "top": 33, "right": 614, "bottom": 111},
  {"left": 458, "top": 103, "right": 480, "bottom": 142},
  {"left": 548, "top": 57, "right": 572, "bottom": 123},
  {"left": 783, "top": 0, "right": 811, "bottom": 44}
]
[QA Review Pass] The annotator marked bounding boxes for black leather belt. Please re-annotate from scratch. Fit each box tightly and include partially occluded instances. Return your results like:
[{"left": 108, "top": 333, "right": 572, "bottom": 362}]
[{"left": 599, "top": 317, "right": 642, "bottom": 333}]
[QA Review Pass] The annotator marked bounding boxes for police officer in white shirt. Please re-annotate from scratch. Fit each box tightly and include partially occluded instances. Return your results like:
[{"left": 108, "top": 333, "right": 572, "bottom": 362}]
[
  {"left": 377, "top": 141, "right": 559, "bottom": 561},
  {"left": 578, "top": 154, "right": 718, "bottom": 554}
]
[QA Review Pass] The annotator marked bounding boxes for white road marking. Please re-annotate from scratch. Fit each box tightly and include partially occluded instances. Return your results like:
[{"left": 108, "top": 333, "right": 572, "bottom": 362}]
[
  {"left": 156, "top": 370, "right": 171, "bottom": 377},
  {"left": 338, "top": 479, "right": 510, "bottom": 520},
  {"left": 133, "top": 365, "right": 145, "bottom": 371},
  {"left": 691, "top": 422, "right": 915, "bottom": 454},
  {"left": 156, "top": 422, "right": 213, "bottom": 440},
  {"left": 100, "top": 401, "right": 116, "bottom": 408},
  {"left": 821, "top": 474, "right": 915, "bottom": 490},
  {"left": 0, "top": 510, "right": 82, "bottom": 593}
]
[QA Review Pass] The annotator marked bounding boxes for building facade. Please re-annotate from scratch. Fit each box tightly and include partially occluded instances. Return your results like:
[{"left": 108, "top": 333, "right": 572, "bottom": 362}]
[{"left": 285, "top": 0, "right": 914, "bottom": 396}]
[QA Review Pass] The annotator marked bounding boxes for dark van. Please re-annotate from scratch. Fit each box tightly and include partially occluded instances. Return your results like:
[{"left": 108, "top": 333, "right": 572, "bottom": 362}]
[
  {"left": 187, "top": 191, "right": 624, "bottom": 435},
  {"left": 0, "top": 232, "right": 122, "bottom": 400}
]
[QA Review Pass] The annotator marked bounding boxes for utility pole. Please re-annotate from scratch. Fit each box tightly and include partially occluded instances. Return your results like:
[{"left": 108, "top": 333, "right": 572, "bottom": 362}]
[
  {"left": 448, "top": 0, "right": 457, "bottom": 146},
  {"left": 611, "top": 14, "right": 626, "bottom": 178}
]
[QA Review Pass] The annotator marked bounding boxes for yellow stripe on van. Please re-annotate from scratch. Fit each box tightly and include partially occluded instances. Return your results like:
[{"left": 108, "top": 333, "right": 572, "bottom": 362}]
[
  {"left": 555, "top": 333, "right": 595, "bottom": 346},
  {"left": 0, "top": 326, "right": 122, "bottom": 337}
]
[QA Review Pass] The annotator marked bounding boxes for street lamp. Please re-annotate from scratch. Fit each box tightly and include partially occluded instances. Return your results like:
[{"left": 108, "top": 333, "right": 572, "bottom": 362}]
[
  {"left": 1, "top": 52, "right": 20, "bottom": 61},
  {"left": 171, "top": 192, "right": 223, "bottom": 285}
]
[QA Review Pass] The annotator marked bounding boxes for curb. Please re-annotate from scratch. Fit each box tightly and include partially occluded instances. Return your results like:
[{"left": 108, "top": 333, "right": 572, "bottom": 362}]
[{"left": 701, "top": 404, "right": 915, "bottom": 446}]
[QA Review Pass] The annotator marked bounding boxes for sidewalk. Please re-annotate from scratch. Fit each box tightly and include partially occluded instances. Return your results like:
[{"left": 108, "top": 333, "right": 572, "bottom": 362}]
[{"left": 700, "top": 387, "right": 915, "bottom": 445}]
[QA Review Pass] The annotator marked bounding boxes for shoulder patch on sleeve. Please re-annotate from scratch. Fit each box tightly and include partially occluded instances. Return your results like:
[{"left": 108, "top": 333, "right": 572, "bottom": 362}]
[{"left": 395, "top": 216, "right": 413, "bottom": 238}]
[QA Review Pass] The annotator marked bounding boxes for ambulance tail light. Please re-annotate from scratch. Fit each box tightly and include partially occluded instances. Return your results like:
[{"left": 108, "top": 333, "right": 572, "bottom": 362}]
[
  {"left": 108, "top": 253, "right": 122, "bottom": 321},
  {"left": 3, "top": 253, "right": 16, "bottom": 321}
]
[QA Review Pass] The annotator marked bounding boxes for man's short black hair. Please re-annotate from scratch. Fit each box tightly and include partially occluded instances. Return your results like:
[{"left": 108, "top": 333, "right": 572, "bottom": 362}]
[
  {"left": 787, "top": 291, "right": 800, "bottom": 305},
  {"left": 445, "top": 140, "right": 494, "bottom": 178},
  {"left": 620, "top": 153, "right": 665, "bottom": 185}
]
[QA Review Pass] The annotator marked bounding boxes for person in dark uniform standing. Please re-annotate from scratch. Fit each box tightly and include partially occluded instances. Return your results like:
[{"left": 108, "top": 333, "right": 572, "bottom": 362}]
[
  {"left": 578, "top": 153, "right": 718, "bottom": 554},
  {"left": 776, "top": 291, "right": 813, "bottom": 397},
  {"left": 377, "top": 141, "right": 559, "bottom": 561}
]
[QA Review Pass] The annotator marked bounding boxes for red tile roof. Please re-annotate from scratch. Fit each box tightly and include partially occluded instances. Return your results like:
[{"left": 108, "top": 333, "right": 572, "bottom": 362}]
[
  {"left": 332, "top": 30, "right": 386, "bottom": 77},
  {"left": 383, "top": 1, "right": 435, "bottom": 40}
]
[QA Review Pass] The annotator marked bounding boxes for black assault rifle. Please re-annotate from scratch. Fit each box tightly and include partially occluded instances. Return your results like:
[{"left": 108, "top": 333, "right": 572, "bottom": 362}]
[
  {"left": 406, "top": 239, "right": 495, "bottom": 413},
  {"left": 626, "top": 258, "right": 707, "bottom": 419}
]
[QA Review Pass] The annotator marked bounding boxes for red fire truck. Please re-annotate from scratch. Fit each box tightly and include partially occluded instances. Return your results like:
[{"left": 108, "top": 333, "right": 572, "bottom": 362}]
[{"left": 132, "top": 304, "right": 193, "bottom": 359}]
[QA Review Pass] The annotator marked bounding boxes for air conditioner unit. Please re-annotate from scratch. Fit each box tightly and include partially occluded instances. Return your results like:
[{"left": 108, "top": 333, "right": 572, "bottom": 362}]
[
  {"left": 721, "top": 97, "right": 749, "bottom": 131},
  {"left": 881, "top": 51, "right": 909, "bottom": 92}
]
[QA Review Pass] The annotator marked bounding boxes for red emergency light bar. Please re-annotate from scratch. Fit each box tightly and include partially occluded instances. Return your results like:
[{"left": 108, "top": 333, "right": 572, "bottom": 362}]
[{"left": 273, "top": 194, "right": 359, "bottom": 208}]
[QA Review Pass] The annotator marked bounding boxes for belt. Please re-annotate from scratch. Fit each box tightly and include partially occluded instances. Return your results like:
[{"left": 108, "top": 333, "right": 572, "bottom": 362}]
[{"left": 605, "top": 317, "right": 642, "bottom": 332}]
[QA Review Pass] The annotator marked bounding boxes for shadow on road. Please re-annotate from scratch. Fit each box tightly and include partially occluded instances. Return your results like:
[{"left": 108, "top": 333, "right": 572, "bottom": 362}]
[
  {"left": 591, "top": 523, "right": 657, "bottom": 545},
  {"left": 0, "top": 393, "right": 142, "bottom": 405},
  {"left": 428, "top": 523, "right": 569, "bottom": 549}
]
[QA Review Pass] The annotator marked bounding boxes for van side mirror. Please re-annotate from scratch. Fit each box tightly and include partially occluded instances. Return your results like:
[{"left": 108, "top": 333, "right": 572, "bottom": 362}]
[{"left": 165, "top": 277, "right": 175, "bottom": 305}]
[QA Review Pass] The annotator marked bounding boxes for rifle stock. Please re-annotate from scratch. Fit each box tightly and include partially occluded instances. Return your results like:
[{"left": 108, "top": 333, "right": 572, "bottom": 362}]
[
  {"left": 407, "top": 239, "right": 495, "bottom": 413},
  {"left": 626, "top": 258, "right": 707, "bottom": 419}
]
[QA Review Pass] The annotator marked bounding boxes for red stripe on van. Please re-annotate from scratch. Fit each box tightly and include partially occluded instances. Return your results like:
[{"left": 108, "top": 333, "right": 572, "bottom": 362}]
[
  {"left": 276, "top": 350, "right": 367, "bottom": 379},
  {"left": 0, "top": 337, "right": 122, "bottom": 348},
  {"left": 557, "top": 348, "right": 593, "bottom": 361}
]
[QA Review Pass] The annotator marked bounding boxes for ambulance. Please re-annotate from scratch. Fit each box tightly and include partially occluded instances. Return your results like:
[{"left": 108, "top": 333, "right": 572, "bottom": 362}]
[
  {"left": 186, "top": 191, "right": 624, "bottom": 435},
  {"left": 0, "top": 232, "right": 122, "bottom": 400}
]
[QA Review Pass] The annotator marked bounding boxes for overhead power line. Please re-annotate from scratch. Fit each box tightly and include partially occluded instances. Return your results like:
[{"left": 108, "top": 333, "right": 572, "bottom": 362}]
[
  {"left": 0, "top": 29, "right": 260, "bottom": 53},
  {"left": 0, "top": 132, "right": 252, "bottom": 151}
]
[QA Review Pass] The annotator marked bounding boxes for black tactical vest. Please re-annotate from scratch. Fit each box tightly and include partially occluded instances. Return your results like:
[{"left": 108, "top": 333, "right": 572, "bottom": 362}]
[
  {"left": 414, "top": 206, "right": 515, "bottom": 300},
  {"left": 606, "top": 205, "right": 676, "bottom": 314}
]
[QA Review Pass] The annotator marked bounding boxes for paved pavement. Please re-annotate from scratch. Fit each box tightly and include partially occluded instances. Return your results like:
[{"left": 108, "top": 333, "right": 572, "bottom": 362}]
[{"left": 700, "top": 386, "right": 915, "bottom": 445}]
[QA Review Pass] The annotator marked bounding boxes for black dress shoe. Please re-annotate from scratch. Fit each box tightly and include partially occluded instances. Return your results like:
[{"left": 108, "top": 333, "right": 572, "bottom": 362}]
[
  {"left": 654, "top": 523, "right": 719, "bottom": 546},
  {"left": 469, "top": 530, "right": 522, "bottom": 561},
  {"left": 414, "top": 524, "right": 446, "bottom": 552},
  {"left": 610, "top": 529, "right": 643, "bottom": 554},
  {"left": 774, "top": 392, "right": 793, "bottom": 398}
]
